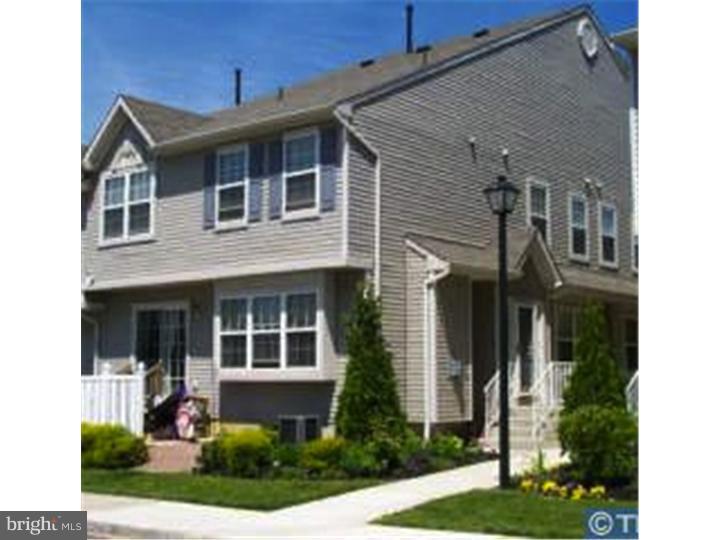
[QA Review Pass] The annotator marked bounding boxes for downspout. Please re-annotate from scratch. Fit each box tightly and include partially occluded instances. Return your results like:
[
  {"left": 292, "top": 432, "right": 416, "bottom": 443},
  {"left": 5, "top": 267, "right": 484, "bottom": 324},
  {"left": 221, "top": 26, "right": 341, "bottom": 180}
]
[
  {"left": 333, "top": 107, "right": 382, "bottom": 292},
  {"left": 423, "top": 264, "right": 450, "bottom": 440}
]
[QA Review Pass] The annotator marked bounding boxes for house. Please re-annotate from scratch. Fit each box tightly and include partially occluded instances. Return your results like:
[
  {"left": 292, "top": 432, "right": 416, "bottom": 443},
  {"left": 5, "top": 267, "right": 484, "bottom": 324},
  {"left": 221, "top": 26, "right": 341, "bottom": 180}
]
[{"left": 81, "top": 5, "right": 638, "bottom": 443}]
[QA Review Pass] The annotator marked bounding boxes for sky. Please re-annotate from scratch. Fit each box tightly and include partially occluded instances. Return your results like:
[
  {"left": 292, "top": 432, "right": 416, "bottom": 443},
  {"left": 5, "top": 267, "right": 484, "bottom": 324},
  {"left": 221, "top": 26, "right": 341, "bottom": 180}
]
[{"left": 81, "top": 0, "right": 638, "bottom": 143}]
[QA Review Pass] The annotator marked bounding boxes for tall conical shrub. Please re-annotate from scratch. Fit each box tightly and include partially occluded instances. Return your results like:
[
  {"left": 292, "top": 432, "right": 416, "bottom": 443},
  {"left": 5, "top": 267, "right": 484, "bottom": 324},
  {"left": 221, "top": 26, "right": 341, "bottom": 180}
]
[
  {"left": 336, "top": 284, "right": 405, "bottom": 441},
  {"left": 562, "top": 301, "right": 626, "bottom": 414}
]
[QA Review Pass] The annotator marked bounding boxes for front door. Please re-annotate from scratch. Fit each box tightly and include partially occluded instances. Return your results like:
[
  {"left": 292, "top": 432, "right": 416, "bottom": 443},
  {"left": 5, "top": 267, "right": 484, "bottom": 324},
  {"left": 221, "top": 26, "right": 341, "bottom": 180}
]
[
  {"left": 516, "top": 305, "right": 535, "bottom": 392},
  {"left": 135, "top": 306, "right": 188, "bottom": 396}
]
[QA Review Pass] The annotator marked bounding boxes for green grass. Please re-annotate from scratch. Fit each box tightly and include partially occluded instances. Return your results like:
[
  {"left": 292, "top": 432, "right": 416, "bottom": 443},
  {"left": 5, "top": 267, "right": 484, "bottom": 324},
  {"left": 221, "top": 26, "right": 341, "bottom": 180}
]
[
  {"left": 82, "top": 469, "right": 379, "bottom": 511},
  {"left": 376, "top": 489, "right": 638, "bottom": 539}
]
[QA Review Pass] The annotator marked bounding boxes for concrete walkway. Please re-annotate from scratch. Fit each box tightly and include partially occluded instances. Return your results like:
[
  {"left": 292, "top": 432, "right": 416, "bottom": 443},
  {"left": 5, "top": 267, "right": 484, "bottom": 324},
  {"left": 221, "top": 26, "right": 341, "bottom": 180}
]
[{"left": 84, "top": 449, "right": 561, "bottom": 539}]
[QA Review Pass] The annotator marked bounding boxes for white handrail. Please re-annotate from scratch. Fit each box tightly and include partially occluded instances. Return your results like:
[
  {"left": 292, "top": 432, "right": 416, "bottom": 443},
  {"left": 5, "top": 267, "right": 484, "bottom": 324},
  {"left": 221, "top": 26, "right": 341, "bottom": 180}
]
[
  {"left": 483, "top": 361, "right": 522, "bottom": 436},
  {"left": 626, "top": 371, "right": 639, "bottom": 415},
  {"left": 530, "top": 362, "right": 574, "bottom": 445}
]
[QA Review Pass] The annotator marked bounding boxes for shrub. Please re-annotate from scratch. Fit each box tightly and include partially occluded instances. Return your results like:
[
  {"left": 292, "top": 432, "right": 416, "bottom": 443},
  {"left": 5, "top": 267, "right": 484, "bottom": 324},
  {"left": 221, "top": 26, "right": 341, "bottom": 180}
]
[
  {"left": 199, "top": 429, "right": 273, "bottom": 477},
  {"left": 81, "top": 423, "right": 148, "bottom": 469},
  {"left": 562, "top": 302, "right": 626, "bottom": 414},
  {"left": 339, "top": 443, "right": 382, "bottom": 477},
  {"left": 558, "top": 405, "right": 638, "bottom": 485},
  {"left": 271, "top": 443, "right": 301, "bottom": 468},
  {"left": 427, "top": 434, "right": 465, "bottom": 461},
  {"left": 299, "top": 437, "right": 347, "bottom": 474},
  {"left": 336, "top": 285, "right": 406, "bottom": 442}
]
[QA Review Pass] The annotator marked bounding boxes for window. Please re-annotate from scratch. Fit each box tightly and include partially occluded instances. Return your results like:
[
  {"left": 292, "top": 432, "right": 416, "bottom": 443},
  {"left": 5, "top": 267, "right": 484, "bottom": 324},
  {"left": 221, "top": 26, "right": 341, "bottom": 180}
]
[
  {"left": 555, "top": 305, "right": 581, "bottom": 362},
  {"left": 569, "top": 194, "right": 589, "bottom": 261},
  {"left": 624, "top": 319, "right": 638, "bottom": 373},
  {"left": 278, "top": 416, "right": 320, "bottom": 444},
  {"left": 283, "top": 131, "right": 319, "bottom": 215},
  {"left": 527, "top": 180, "right": 550, "bottom": 242},
  {"left": 219, "top": 298, "right": 247, "bottom": 368},
  {"left": 217, "top": 147, "right": 247, "bottom": 224},
  {"left": 286, "top": 293, "right": 317, "bottom": 367},
  {"left": 599, "top": 203, "right": 618, "bottom": 267},
  {"left": 101, "top": 168, "right": 153, "bottom": 242},
  {"left": 218, "top": 291, "right": 318, "bottom": 370}
]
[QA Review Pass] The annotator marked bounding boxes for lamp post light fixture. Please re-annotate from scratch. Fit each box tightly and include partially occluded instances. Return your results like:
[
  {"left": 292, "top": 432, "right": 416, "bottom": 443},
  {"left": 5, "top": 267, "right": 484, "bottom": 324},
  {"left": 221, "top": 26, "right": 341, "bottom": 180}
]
[{"left": 483, "top": 174, "right": 519, "bottom": 489}]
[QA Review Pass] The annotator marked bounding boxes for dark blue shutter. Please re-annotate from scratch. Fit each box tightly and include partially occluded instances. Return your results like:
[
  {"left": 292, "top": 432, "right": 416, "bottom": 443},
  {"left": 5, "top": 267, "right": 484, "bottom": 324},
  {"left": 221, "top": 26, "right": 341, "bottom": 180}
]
[
  {"left": 268, "top": 140, "right": 283, "bottom": 219},
  {"left": 203, "top": 152, "right": 216, "bottom": 229},
  {"left": 320, "top": 126, "right": 339, "bottom": 165},
  {"left": 320, "top": 166, "right": 337, "bottom": 211},
  {"left": 249, "top": 142, "right": 265, "bottom": 178}
]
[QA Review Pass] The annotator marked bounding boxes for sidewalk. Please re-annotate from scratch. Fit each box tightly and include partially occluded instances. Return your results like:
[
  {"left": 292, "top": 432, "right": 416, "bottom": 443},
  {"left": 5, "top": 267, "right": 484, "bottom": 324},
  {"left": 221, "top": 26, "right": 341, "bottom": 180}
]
[{"left": 84, "top": 449, "right": 561, "bottom": 539}]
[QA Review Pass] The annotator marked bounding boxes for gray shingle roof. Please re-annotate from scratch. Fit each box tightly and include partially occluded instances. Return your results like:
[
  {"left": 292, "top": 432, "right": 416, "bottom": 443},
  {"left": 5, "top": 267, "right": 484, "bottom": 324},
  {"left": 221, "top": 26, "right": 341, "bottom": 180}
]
[{"left": 117, "top": 6, "right": 586, "bottom": 146}]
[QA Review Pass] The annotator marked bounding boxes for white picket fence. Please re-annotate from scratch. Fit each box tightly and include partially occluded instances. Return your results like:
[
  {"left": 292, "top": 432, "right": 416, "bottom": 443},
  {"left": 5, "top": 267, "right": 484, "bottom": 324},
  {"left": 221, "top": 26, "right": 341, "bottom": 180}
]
[{"left": 81, "top": 362, "right": 145, "bottom": 435}]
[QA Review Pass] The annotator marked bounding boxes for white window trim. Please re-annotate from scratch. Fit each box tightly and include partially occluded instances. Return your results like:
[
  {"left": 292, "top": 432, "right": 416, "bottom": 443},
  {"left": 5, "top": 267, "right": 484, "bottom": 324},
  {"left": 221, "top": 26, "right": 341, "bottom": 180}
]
[
  {"left": 215, "top": 143, "right": 249, "bottom": 229},
  {"left": 568, "top": 192, "right": 589, "bottom": 262},
  {"left": 98, "top": 164, "right": 155, "bottom": 247},
  {"left": 526, "top": 178, "right": 551, "bottom": 245},
  {"left": 216, "top": 287, "right": 321, "bottom": 374},
  {"left": 282, "top": 127, "right": 321, "bottom": 221},
  {"left": 598, "top": 201, "right": 619, "bottom": 269}
]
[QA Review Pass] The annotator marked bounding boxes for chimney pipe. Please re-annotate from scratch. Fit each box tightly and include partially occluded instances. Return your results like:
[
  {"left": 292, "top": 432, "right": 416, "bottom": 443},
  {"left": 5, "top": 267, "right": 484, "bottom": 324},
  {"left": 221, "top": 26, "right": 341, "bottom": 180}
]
[
  {"left": 405, "top": 3, "right": 414, "bottom": 53},
  {"left": 234, "top": 68, "right": 242, "bottom": 106}
]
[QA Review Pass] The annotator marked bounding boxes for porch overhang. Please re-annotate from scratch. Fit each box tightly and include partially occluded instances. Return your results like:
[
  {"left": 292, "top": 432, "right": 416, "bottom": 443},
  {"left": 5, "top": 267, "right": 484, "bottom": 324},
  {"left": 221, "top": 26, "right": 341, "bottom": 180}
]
[{"left": 553, "top": 266, "right": 638, "bottom": 301}]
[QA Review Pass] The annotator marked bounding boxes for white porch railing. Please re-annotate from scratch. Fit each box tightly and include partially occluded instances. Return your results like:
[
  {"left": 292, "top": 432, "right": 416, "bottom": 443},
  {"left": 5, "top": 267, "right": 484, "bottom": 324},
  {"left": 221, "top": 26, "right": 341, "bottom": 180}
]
[
  {"left": 483, "top": 360, "right": 521, "bottom": 434},
  {"left": 81, "top": 362, "right": 145, "bottom": 436},
  {"left": 530, "top": 361, "right": 574, "bottom": 443},
  {"left": 626, "top": 371, "right": 639, "bottom": 415}
]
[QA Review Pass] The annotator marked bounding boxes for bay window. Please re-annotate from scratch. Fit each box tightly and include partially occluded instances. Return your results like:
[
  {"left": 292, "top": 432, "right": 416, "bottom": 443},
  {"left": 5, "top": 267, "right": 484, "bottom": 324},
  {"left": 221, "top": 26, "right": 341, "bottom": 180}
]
[
  {"left": 283, "top": 130, "right": 319, "bottom": 215},
  {"left": 101, "top": 167, "right": 153, "bottom": 242},
  {"left": 217, "top": 147, "right": 247, "bottom": 224},
  {"left": 218, "top": 291, "right": 319, "bottom": 370}
]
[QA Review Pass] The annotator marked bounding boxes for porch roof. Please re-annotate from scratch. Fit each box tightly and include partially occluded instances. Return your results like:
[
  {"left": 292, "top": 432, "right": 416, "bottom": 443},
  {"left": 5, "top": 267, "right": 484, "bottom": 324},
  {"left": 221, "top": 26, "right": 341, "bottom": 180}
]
[{"left": 557, "top": 266, "right": 638, "bottom": 299}]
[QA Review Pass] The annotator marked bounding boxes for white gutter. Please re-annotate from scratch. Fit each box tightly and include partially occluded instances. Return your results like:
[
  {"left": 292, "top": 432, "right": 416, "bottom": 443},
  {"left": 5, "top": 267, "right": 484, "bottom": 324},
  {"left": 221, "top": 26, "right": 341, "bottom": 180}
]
[{"left": 333, "top": 107, "right": 382, "bottom": 292}]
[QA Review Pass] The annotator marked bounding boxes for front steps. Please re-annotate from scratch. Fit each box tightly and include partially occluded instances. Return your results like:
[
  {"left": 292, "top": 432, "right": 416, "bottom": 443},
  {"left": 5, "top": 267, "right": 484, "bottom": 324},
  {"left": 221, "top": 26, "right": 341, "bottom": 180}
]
[{"left": 484, "top": 397, "right": 560, "bottom": 451}]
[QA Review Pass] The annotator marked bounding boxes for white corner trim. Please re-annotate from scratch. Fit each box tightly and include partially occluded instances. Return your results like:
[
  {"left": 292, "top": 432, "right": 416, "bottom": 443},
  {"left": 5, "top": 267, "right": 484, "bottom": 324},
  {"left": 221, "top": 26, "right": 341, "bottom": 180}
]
[
  {"left": 83, "top": 96, "right": 157, "bottom": 171},
  {"left": 340, "top": 126, "right": 350, "bottom": 259}
]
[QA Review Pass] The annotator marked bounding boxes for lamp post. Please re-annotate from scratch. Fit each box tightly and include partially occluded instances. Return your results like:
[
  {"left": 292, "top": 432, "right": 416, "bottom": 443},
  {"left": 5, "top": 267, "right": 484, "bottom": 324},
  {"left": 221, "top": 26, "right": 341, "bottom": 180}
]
[{"left": 483, "top": 174, "right": 520, "bottom": 489}]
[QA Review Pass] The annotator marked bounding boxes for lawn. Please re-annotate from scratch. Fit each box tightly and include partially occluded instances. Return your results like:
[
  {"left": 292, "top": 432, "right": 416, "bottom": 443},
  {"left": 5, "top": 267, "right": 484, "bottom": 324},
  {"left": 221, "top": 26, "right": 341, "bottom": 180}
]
[
  {"left": 376, "top": 489, "right": 638, "bottom": 539},
  {"left": 82, "top": 469, "right": 380, "bottom": 511}
]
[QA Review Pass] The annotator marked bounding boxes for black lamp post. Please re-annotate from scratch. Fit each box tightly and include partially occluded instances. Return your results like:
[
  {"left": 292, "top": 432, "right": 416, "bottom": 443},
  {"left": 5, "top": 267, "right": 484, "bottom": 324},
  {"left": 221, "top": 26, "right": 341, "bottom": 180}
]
[{"left": 483, "top": 174, "right": 520, "bottom": 489}]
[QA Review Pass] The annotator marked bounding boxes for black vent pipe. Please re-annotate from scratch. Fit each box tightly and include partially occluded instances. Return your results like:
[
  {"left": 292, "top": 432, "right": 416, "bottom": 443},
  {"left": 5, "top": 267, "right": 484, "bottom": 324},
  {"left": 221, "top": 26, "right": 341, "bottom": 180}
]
[{"left": 405, "top": 3, "right": 414, "bottom": 53}]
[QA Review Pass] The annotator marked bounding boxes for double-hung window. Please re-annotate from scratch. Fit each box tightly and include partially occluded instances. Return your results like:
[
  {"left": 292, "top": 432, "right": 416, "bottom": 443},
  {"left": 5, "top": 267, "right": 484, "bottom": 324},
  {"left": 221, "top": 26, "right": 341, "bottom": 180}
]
[
  {"left": 283, "top": 130, "right": 319, "bottom": 216},
  {"left": 555, "top": 305, "right": 581, "bottom": 362},
  {"left": 568, "top": 193, "right": 589, "bottom": 261},
  {"left": 527, "top": 180, "right": 550, "bottom": 243},
  {"left": 101, "top": 168, "right": 153, "bottom": 242},
  {"left": 218, "top": 291, "right": 319, "bottom": 371},
  {"left": 599, "top": 202, "right": 618, "bottom": 267},
  {"left": 217, "top": 147, "right": 247, "bottom": 225}
]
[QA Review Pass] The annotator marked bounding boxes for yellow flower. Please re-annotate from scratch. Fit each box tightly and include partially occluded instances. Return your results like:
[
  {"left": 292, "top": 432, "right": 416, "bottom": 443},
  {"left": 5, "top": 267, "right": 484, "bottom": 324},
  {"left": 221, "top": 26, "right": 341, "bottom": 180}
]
[
  {"left": 520, "top": 479, "right": 536, "bottom": 493},
  {"left": 541, "top": 480, "right": 559, "bottom": 496},
  {"left": 571, "top": 485, "right": 587, "bottom": 500},
  {"left": 589, "top": 485, "right": 606, "bottom": 499}
]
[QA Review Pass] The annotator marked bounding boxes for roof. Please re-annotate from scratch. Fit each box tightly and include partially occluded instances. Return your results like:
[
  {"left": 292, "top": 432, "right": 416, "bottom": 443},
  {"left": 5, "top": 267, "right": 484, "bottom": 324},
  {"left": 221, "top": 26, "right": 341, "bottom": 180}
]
[
  {"left": 612, "top": 27, "right": 638, "bottom": 55},
  {"left": 84, "top": 5, "right": 602, "bottom": 168}
]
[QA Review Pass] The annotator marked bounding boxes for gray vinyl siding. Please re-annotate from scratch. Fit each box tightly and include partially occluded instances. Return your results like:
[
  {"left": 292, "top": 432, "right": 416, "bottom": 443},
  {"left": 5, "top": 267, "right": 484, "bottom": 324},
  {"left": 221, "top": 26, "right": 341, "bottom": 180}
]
[
  {"left": 83, "top": 122, "right": 344, "bottom": 287},
  {"left": 404, "top": 246, "right": 426, "bottom": 422},
  {"left": 346, "top": 134, "right": 376, "bottom": 262},
  {"left": 350, "top": 15, "right": 633, "bottom": 419},
  {"left": 435, "top": 275, "right": 472, "bottom": 423}
]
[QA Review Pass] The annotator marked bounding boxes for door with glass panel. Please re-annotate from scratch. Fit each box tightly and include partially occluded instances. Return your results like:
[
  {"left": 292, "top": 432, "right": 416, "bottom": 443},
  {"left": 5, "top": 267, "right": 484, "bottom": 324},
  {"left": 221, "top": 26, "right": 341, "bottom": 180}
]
[
  {"left": 515, "top": 306, "right": 535, "bottom": 392},
  {"left": 135, "top": 307, "right": 187, "bottom": 397}
]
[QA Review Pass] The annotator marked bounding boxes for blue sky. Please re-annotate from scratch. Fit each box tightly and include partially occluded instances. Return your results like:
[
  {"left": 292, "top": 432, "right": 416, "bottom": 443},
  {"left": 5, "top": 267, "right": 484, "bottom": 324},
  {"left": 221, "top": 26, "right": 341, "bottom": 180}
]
[{"left": 82, "top": 0, "right": 638, "bottom": 143}]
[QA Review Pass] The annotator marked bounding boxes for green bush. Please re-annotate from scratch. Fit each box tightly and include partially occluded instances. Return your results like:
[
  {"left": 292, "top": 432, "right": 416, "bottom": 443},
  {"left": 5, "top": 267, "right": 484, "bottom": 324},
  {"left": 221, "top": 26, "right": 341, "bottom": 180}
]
[
  {"left": 271, "top": 443, "right": 301, "bottom": 468},
  {"left": 339, "top": 443, "right": 383, "bottom": 477},
  {"left": 562, "top": 302, "right": 626, "bottom": 414},
  {"left": 558, "top": 405, "right": 638, "bottom": 485},
  {"left": 336, "top": 285, "right": 406, "bottom": 442},
  {"left": 199, "top": 429, "right": 273, "bottom": 477},
  {"left": 81, "top": 423, "right": 148, "bottom": 469},
  {"left": 428, "top": 434, "right": 465, "bottom": 461},
  {"left": 299, "top": 437, "right": 347, "bottom": 474}
]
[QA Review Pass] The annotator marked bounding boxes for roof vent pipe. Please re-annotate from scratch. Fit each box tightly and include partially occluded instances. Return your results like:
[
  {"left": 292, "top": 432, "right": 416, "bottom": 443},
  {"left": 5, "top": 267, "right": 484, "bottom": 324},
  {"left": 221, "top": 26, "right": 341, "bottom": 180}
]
[
  {"left": 405, "top": 3, "right": 414, "bottom": 53},
  {"left": 234, "top": 68, "right": 242, "bottom": 106}
]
